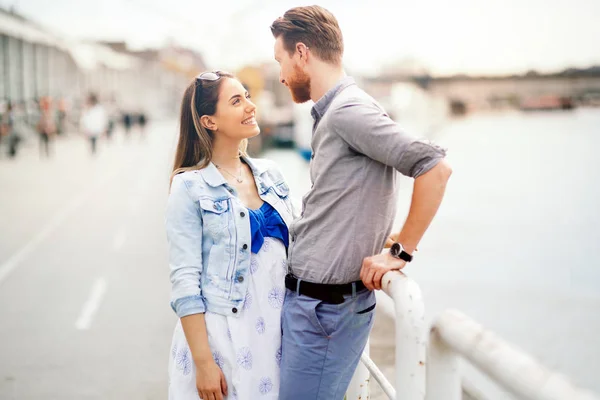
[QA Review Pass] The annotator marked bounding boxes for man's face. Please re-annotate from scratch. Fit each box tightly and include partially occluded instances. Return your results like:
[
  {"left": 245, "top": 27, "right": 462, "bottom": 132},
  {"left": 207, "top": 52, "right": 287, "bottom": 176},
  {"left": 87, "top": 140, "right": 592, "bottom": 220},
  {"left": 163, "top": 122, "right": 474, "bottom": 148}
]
[{"left": 274, "top": 36, "right": 311, "bottom": 103}]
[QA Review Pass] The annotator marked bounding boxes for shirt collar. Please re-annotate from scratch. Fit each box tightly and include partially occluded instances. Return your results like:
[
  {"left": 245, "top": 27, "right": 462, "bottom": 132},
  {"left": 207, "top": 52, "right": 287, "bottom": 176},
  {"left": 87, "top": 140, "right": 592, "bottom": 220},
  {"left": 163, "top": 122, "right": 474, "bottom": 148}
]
[{"left": 311, "top": 76, "right": 356, "bottom": 121}]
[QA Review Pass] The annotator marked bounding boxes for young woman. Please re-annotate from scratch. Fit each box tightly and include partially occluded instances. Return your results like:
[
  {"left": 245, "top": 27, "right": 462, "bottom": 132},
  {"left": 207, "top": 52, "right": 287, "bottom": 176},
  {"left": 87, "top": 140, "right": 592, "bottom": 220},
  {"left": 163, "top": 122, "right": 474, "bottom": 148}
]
[{"left": 166, "top": 71, "right": 295, "bottom": 400}]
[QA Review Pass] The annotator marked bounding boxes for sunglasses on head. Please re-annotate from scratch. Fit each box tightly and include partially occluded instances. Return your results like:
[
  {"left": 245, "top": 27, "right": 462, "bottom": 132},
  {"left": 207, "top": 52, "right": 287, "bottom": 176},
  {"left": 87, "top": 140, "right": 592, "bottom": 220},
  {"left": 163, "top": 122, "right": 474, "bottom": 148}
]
[{"left": 196, "top": 71, "right": 221, "bottom": 82}]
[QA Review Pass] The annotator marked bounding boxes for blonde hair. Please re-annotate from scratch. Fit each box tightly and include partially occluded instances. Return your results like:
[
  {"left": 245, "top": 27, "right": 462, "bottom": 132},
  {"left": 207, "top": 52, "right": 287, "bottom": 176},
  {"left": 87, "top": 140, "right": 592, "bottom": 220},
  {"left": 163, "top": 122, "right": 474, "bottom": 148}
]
[{"left": 170, "top": 72, "right": 248, "bottom": 186}]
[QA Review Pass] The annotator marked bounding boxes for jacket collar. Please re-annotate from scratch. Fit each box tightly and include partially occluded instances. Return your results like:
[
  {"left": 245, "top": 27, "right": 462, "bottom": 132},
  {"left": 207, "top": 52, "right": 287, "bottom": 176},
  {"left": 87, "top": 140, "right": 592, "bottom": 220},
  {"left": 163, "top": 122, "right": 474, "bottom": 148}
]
[{"left": 199, "top": 154, "right": 267, "bottom": 188}]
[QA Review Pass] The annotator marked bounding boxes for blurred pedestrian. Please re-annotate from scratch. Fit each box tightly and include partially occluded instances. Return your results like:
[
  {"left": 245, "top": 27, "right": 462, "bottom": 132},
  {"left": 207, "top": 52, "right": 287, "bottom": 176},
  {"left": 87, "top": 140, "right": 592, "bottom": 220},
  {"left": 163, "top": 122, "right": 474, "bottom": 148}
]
[
  {"left": 271, "top": 6, "right": 452, "bottom": 399},
  {"left": 37, "top": 97, "right": 56, "bottom": 158},
  {"left": 57, "top": 97, "right": 68, "bottom": 135},
  {"left": 123, "top": 112, "right": 132, "bottom": 137},
  {"left": 2, "top": 102, "right": 21, "bottom": 158},
  {"left": 166, "top": 71, "right": 296, "bottom": 400},
  {"left": 105, "top": 96, "right": 119, "bottom": 142},
  {"left": 80, "top": 93, "right": 107, "bottom": 155},
  {"left": 138, "top": 111, "right": 147, "bottom": 138}
]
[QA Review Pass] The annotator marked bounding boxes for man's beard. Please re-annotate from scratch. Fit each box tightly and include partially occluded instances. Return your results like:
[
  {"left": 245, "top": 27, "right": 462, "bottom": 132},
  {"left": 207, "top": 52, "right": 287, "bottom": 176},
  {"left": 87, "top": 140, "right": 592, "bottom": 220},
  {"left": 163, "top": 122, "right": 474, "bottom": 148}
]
[{"left": 287, "top": 65, "right": 311, "bottom": 103}]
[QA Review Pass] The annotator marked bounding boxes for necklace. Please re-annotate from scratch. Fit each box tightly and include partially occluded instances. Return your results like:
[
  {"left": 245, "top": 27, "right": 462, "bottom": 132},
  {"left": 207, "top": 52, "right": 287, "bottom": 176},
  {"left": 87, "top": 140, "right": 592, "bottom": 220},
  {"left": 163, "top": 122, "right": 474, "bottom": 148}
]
[{"left": 215, "top": 162, "right": 243, "bottom": 183}]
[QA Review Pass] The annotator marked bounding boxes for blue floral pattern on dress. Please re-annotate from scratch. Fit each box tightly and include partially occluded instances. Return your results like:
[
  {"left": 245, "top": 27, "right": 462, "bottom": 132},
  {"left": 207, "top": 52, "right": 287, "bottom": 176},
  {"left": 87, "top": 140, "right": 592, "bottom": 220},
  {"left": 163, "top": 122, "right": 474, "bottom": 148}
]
[
  {"left": 281, "top": 259, "right": 288, "bottom": 271},
  {"left": 236, "top": 347, "right": 253, "bottom": 370},
  {"left": 276, "top": 345, "right": 282, "bottom": 366},
  {"left": 262, "top": 238, "right": 271, "bottom": 252},
  {"left": 244, "top": 291, "right": 253, "bottom": 310},
  {"left": 176, "top": 347, "right": 192, "bottom": 376},
  {"left": 213, "top": 350, "right": 225, "bottom": 370},
  {"left": 171, "top": 344, "right": 177, "bottom": 360},
  {"left": 259, "top": 377, "right": 273, "bottom": 394},
  {"left": 255, "top": 317, "right": 266, "bottom": 334},
  {"left": 227, "top": 328, "right": 232, "bottom": 341},
  {"left": 250, "top": 258, "right": 259, "bottom": 274},
  {"left": 268, "top": 287, "right": 284, "bottom": 309}
]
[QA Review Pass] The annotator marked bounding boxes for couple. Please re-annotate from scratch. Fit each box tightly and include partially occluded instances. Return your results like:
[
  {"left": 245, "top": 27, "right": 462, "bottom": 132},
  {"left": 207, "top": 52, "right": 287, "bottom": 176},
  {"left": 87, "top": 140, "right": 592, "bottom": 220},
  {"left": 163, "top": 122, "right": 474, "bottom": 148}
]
[{"left": 165, "top": 5, "right": 452, "bottom": 400}]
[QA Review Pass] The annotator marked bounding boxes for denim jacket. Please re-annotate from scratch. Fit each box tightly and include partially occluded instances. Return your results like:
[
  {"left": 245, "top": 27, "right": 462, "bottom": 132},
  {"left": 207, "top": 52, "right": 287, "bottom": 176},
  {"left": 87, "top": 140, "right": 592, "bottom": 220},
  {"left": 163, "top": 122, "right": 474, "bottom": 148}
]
[{"left": 166, "top": 156, "right": 296, "bottom": 318}]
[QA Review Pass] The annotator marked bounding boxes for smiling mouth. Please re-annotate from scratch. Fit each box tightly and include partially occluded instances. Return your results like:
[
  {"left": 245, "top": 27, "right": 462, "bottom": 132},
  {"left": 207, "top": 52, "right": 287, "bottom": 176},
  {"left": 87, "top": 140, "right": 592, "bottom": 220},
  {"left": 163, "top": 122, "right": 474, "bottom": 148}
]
[{"left": 242, "top": 116, "right": 256, "bottom": 125}]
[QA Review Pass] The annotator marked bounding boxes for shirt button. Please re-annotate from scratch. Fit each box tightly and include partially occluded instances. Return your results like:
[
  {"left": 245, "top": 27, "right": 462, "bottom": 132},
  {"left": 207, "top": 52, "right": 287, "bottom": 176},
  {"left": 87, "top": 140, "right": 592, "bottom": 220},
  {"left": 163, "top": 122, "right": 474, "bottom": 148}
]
[
  {"left": 232, "top": 307, "right": 238, "bottom": 313},
  {"left": 237, "top": 276, "right": 244, "bottom": 283},
  {"left": 242, "top": 244, "right": 248, "bottom": 250},
  {"left": 240, "top": 212, "right": 245, "bottom": 218}
]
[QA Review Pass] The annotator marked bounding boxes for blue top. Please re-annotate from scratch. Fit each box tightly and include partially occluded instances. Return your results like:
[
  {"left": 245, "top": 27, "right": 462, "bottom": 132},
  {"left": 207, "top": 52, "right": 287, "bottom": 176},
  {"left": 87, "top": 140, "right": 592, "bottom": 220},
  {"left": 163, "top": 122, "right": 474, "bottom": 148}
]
[{"left": 248, "top": 202, "right": 289, "bottom": 253}]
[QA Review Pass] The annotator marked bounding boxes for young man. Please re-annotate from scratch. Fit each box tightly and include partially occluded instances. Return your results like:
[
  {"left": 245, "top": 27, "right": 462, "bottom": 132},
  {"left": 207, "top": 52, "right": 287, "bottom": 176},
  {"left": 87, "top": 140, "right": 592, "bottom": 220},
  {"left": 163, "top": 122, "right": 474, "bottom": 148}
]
[{"left": 271, "top": 5, "right": 452, "bottom": 400}]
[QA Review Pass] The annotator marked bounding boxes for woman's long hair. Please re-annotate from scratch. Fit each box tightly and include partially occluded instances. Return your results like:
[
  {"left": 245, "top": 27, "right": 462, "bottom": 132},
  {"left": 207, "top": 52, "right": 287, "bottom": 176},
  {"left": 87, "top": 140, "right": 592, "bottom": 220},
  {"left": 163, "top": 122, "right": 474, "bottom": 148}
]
[{"left": 170, "top": 71, "right": 248, "bottom": 186}]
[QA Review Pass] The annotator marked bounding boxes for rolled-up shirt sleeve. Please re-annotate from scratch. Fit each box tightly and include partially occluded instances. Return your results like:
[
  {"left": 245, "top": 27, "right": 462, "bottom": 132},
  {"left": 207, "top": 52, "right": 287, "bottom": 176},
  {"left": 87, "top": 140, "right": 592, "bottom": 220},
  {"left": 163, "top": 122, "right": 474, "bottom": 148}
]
[
  {"left": 165, "top": 174, "right": 206, "bottom": 317},
  {"left": 330, "top": 98, "right": 447, "bottom": 178}
]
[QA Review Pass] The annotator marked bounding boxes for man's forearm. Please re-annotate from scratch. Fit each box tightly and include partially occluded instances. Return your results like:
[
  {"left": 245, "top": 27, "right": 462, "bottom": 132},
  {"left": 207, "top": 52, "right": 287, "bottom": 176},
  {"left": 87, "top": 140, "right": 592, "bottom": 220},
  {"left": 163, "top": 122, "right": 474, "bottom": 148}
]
[{"left": 396, "top": 159, "right": 452, "bottom": 254}]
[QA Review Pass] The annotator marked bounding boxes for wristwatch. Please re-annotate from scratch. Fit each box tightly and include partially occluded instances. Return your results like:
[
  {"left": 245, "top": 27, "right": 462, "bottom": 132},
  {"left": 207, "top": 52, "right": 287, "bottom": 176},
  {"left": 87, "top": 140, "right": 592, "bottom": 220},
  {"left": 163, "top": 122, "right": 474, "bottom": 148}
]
[{"left": 390, "top": 242, "right": 413, "bottom": 262}]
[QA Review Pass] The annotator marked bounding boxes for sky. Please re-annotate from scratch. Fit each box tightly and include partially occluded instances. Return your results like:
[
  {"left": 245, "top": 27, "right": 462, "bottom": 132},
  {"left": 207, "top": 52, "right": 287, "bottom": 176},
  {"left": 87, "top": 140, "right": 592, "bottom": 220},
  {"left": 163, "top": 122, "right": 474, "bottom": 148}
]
[{"left": 2, "top": 0, "right": 600, "bottom": 76}]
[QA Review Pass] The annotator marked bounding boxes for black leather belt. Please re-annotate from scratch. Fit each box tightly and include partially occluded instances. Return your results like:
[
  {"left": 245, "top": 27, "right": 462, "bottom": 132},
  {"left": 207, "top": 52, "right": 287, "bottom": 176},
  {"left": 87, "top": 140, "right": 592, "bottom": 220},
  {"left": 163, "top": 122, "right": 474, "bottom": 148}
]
[{"left": 285, "top": 274, "right": 366, "bottom": 304}]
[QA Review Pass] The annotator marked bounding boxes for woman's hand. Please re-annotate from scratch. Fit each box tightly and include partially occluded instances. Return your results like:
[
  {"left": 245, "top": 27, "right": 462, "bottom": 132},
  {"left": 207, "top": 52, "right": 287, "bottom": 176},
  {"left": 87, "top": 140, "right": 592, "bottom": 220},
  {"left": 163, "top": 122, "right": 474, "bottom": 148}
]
[{"left": 195, "top": 359, "right": 228, "bottom": 400}]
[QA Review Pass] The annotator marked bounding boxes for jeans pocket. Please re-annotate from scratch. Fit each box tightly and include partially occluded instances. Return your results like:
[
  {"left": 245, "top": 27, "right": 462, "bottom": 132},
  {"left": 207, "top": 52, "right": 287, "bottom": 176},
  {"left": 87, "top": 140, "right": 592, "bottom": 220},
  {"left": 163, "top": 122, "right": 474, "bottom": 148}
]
[
  {"left": 356, "top": 303, "right": 376, "bottom": 315},
  {"left": 310, "top": 300, "right": 341, "bottom": 337}
]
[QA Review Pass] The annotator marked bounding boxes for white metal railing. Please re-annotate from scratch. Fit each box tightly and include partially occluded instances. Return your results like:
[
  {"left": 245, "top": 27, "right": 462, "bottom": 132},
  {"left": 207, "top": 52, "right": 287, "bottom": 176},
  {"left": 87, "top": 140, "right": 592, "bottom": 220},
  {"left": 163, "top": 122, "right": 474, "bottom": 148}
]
[
  {"left": 427, "top": 309, "right": 600, "bottom": 400},
  {"left": 347, "top": 271, "right": 427, "bottom": 399},
  {"left": 346, "top": 271, "right": 600, "bottom": 400}
]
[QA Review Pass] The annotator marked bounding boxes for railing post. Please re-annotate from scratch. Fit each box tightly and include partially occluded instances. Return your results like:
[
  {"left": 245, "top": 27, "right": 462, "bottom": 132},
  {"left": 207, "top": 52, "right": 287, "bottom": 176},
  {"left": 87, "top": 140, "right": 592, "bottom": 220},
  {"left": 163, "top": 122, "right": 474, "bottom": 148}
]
[
  {"left": 382, "top": 271, "right": 427, "bottom": 399},
  {"left": 346, "top": 339, "right": 370, "bottom": 399},
  {"left": 425, "top": 326, "right": 461, "bottom": 400}
]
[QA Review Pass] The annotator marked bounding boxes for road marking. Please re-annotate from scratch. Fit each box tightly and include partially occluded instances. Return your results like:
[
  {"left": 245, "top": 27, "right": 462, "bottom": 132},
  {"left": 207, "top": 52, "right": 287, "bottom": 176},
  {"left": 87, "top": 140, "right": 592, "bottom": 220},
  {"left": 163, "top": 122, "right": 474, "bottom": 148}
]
[
  {"left": 75, "top": 277, "right": 107, "bottom": 330},
  {"left": 0, "top": 171, "right": 115, "bottom": 287},
  {"left": 112, "top": 228, "right": 127, "bottom": 251}
]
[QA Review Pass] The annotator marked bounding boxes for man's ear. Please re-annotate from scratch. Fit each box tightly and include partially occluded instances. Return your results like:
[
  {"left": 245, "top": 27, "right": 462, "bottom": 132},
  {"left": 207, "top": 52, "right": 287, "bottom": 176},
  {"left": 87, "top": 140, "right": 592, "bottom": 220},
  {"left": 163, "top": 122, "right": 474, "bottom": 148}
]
[
  {"left": 296, "top": 42, "right": 309, "bottom": 61},
  {"left": 200, "top": 115, "right": 217, "bottom": 131}
]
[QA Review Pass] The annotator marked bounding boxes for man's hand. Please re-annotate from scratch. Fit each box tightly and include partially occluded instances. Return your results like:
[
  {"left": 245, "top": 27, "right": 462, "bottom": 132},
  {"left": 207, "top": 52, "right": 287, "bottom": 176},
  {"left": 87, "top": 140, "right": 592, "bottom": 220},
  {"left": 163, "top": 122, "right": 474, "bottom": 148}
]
[
  {"left": 383, "top": 232, "right": 399, "bottom": 249},
  {"left": 360, "top": 251, "right": 406, "bottom": 291}
]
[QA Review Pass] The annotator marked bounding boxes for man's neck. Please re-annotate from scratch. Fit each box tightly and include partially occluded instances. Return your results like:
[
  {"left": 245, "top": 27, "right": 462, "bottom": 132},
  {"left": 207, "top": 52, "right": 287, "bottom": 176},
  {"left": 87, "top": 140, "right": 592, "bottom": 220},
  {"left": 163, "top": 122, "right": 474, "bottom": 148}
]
[{"left": 310, "top": 66, "right": 346, "bottom": 103}]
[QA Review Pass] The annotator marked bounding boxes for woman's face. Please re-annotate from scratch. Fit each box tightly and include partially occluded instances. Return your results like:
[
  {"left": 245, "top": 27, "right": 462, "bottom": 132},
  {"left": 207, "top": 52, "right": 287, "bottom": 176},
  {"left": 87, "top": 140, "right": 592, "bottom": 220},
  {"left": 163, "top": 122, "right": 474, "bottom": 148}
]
[{"left": 210, "top": 78, "right": 259, "bottom": 141}]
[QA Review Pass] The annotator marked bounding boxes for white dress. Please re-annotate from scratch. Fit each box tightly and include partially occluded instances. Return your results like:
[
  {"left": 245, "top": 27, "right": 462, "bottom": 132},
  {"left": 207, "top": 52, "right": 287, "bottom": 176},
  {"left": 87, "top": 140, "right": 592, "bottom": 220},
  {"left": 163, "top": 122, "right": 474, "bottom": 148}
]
[{"left": 168, "top": 237, "right": 287, "bottom": 400}]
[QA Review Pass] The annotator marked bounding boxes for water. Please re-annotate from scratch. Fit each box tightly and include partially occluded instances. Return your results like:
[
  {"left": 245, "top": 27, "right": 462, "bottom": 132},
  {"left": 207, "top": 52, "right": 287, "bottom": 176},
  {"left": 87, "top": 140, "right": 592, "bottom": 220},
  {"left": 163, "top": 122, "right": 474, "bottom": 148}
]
[{"left": 265, "top": 107, "right": 600, "bottom": 398}]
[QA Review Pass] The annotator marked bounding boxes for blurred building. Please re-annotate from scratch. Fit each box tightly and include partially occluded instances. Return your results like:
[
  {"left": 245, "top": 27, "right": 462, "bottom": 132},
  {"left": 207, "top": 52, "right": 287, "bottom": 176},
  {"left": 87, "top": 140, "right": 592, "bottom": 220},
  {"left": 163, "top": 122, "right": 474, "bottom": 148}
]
[
  {"left": 0, "top": 8, "right": 77, "bottom": 104},
  {"left": 0, "top": 7, "right": 205, "bottom": 125}
]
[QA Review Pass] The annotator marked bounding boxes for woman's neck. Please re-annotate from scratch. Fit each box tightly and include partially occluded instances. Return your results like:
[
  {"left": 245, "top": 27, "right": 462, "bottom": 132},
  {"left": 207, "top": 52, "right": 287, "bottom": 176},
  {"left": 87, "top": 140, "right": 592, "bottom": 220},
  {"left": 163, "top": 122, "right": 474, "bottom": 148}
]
[{"left": 211, "top": 138, "right": 243, "bottom": 170}]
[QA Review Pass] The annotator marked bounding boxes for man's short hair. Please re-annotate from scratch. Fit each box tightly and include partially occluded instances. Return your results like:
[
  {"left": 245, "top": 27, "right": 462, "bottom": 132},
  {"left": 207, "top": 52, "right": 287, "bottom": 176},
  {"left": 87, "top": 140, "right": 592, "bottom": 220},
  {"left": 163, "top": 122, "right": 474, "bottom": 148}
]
[{"left": 271, "top": 5, "right": 344, "bottom": 65}]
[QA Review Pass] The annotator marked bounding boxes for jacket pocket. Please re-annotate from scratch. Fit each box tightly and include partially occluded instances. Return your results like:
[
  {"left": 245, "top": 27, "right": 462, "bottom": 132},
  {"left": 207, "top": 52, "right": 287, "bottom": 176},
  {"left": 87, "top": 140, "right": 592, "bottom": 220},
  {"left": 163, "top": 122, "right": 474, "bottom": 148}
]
[
  {"left": 199, "top": 197, "right": 230, "bottom": 235},
  {"left": 273, "top": 181, "right": 290, "bottom": 199}
]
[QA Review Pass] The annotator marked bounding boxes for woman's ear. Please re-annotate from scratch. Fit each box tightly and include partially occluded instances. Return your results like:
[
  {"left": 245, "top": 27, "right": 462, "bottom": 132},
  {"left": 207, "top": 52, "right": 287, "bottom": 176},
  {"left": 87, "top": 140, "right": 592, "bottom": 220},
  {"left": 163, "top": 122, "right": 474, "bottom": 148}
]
[{"left": 200, "top": 115, "right": 217, "bottom": 131}]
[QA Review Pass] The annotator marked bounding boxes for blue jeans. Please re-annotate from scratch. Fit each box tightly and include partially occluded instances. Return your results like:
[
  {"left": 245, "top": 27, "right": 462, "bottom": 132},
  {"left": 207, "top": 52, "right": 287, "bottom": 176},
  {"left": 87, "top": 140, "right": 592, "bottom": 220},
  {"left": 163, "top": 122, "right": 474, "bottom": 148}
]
[{"left": 279, "top": 285, "right": 376, "bottom": 400}]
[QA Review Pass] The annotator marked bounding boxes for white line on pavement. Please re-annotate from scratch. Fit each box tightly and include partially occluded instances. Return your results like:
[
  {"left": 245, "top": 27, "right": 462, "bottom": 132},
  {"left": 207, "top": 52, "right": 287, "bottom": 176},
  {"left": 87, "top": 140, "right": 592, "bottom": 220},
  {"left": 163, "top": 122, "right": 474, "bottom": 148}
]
[
  {"left": 0, "top": 171, "right": 117, "bottom": 287},
  {"left": 75, "top": 277, "right": 107, "bottom": 330},
  {"left": 112, "top": 228, "right": 127, "bottom": 251}
]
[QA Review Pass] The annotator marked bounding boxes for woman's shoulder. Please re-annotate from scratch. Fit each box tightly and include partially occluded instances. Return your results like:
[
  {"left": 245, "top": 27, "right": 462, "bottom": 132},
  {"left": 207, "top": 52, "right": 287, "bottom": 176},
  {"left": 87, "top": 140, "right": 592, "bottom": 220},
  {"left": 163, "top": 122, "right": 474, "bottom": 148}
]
[
  {"left": 170, "top": 168, "right": 211, "bottom": 197},
  {"left": 246, "top": 157, "right": 284, "bottom": 180}
]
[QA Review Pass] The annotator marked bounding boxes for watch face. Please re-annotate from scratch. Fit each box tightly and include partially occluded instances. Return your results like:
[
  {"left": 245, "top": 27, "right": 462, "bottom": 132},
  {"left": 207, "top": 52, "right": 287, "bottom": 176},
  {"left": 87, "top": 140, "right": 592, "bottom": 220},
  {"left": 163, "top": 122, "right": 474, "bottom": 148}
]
[{"left": 391, "top": 243, "right": 401, "bottom": 257}]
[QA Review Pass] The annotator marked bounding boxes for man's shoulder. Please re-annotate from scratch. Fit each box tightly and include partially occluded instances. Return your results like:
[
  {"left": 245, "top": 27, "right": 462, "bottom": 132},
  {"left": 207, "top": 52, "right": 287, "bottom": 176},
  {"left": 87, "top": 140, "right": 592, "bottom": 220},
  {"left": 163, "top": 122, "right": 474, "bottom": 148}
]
[{"left": 329, "top": 85, "right": 380, "bottom": 114}]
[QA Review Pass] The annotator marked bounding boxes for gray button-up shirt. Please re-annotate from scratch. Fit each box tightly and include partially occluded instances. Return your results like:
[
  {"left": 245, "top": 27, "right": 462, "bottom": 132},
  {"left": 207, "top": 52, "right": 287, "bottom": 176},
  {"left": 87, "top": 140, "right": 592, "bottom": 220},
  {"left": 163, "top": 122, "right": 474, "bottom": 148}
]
[{"left": 288, "top": 76, "right": 447, "bottom": 284}]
